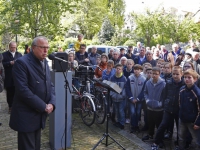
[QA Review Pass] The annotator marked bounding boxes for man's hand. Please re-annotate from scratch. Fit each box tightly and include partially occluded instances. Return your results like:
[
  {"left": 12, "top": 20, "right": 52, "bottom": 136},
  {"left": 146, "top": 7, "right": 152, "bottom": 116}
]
[
  {"left": 45, "top": 104, "right": 54, "bottom": 114},
  {"left": 84, "top": 58, "right": 89, "bottom": 62},
  {"left": 194, "top": 125, "right": 200, "bottom": 130},
  {"left": 132, "top": 99, "right": 137, "bottom": 103},
  {"left": 10, "top": 61, "right": 15, "bottom": 65}
]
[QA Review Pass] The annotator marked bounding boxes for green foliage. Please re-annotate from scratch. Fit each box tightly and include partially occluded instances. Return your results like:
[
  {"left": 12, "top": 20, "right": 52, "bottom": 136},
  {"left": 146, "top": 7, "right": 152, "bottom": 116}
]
[
  {"left": 0, "top": 0, "right": 78, "bottom": 39},
  {"left": 130, "top": 8, "right": 200, "bottom": 46},
  {"left": 124, "top": 39, "right": 136, "bottom": 46},
  {"left": 98, "top": 17, "right": 115, "bottom": 44}
]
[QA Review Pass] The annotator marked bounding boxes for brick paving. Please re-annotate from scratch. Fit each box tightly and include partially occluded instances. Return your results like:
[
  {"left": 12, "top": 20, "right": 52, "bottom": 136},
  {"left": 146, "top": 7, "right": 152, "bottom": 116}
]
[{"left": 0, "top": 89, "right": 180, "bottom": 150}]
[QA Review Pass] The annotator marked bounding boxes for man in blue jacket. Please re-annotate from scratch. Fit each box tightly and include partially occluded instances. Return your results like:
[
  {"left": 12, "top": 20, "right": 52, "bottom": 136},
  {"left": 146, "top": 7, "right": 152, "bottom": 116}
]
[{"left": 9, "top": 36, "right": 56, "bottom": 150}]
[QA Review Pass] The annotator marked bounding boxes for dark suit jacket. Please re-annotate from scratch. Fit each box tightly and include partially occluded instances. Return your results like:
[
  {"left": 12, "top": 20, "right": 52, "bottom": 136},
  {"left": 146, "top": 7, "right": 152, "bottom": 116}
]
[
  {"left": 2, "top": 51, "right": 22, "bottom": 88},
  {"left": 9, "top": 52, "right": 56, "bottom": 132}
]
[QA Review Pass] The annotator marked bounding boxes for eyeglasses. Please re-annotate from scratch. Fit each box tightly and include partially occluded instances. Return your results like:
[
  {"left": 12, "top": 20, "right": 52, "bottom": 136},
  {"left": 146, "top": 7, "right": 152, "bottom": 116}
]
[
  {"left": 184, "top": 66, "right": 191, "bottom": 68},
  {"left": 152, "top": 73, "right": 159, "bottom": 75},
  {"left": 34, "top": 45, "right": 50, "bottom": 50}
]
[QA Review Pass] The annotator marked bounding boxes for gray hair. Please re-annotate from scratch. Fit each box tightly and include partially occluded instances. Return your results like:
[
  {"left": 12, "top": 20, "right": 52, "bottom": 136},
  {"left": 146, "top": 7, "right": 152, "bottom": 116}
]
[
  {"left": 113, "top": 49, "right": 120, "bottom": 54},
  {"left": 9, "top": 41, "right": 17, "bottom": 47},
  {"left": 146, "top": 50, "right": 153, "bottom": 55},
  {"left": 109, "top": 48, "right": 114, "bottom": 53},
  {"left": 31, "top": 36, "right": 48, "bottom": 47},
  {"left": 119, "top": 56, "right": 127, "bottom": 64},
  {"left": 92, "top": 46, "right": 97, "bottom": 50}
]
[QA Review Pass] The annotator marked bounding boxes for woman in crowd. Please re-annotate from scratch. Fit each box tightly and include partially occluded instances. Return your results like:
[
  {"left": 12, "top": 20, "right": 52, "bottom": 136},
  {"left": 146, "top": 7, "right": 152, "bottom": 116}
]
[{"left": 94, "top": 53, "right": 108, "bottom": 80}]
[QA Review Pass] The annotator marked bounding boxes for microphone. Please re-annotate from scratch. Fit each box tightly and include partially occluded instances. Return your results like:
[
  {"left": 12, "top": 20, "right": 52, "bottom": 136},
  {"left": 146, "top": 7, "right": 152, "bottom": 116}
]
[{"left": 48, "top": 54, "right": 68, "bottom": 63}]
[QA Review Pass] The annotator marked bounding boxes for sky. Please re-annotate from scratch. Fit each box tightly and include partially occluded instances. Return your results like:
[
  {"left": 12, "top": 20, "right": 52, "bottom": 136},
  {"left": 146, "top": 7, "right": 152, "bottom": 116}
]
[{"left": 125, "top": 0, "right": 200, "bottom": 14}]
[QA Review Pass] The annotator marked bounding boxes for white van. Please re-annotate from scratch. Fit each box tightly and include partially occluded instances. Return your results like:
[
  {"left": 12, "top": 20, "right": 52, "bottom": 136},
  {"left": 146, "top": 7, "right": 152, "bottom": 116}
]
[{"left": 86, "top": 45, "right": 118, "bottom": 55}]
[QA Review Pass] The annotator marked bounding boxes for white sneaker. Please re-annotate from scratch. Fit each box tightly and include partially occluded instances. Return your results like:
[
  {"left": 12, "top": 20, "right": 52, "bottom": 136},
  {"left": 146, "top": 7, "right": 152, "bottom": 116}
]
[{"left": 126, "top": 119, "right": 130, "bottom": 124}]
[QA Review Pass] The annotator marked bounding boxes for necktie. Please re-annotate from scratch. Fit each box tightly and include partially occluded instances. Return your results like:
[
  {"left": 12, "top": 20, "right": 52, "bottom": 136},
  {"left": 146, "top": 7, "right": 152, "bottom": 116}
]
[{"left": 40, "top": 61, "right": 45, "bottom": 74}]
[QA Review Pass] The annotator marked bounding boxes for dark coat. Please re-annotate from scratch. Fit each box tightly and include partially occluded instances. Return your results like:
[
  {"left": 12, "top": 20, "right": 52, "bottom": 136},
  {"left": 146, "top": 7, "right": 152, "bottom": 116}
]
[
  {"left": 134, "top": 56, "right": 146, "bottom": 65},
  {"left": 163, "top": 78, "right": 184, "bottom": 114},
  {"left": 9, "top": 52, "right": 56, "bottom": 132},
  {"left": 75, "top": 51, "right": 89, "bottom": 66},
  {"left": 179, "top": 84, "right": 200, "bottom": 126},
  {"left": 2, "top": 51, "right": 22, "bottom": 87},
  {"left": 142, "top": 59, "right": 157, "bottom": 67}
]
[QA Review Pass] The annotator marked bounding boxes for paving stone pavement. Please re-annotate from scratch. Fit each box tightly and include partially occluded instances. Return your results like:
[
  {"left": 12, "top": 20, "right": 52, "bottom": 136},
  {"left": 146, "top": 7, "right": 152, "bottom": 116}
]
[{"left": 0, "top": 89, "right": 180, "bottom": 150}]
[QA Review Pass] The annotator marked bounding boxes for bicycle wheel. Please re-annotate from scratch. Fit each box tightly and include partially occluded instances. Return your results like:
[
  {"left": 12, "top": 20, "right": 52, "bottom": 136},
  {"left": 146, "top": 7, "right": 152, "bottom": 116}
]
[
  {"left": 94, "top": 93, "right": 106, "bottom": 124},
  {"left": 80, "top": 95, "right": 96, "bottom": 126}
]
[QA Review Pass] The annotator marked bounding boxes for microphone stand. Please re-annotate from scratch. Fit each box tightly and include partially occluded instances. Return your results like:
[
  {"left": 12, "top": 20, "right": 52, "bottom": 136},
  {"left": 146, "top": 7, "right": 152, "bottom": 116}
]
[{"left": 58, "top": 61, "right": 71, "bottom": 150}]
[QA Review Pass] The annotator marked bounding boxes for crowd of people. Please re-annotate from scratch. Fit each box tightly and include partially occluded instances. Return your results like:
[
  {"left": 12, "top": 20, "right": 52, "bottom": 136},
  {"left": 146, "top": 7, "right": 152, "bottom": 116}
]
[
  {"left": 70, "top": 40, "right": 200, "bottom": 150},
  {"left": 0, "top": 35, "right": 200, "bottom": 150}
]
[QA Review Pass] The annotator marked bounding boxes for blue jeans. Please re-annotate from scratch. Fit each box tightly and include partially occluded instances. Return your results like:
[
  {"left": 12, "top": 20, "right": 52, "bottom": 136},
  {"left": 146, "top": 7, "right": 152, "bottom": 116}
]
[
  {"left": 130, "top": 102, "right": 142, "bottom": 127},
  {"left": 72, "top": 78, "right": 80, "bottom": 90},
  {"left": 178, "top": 119, "right": 200, "bottom": 149},
  {"left": 125, "top": 98, "right": 130, "bottom": 119},
  {"left": 113, "top": 100, "right": 126, "bottom": 125}
]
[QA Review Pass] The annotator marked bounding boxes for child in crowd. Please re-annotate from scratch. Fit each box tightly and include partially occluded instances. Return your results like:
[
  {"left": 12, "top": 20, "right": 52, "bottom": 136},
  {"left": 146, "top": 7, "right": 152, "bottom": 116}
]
[
  {"left": 160, "top": 62, "right": 166, "bottom": 79},
  {"left": 140, "top": 62, "right": 152, "bottom": 78},
  {"left": 102, "top": 60, "right": 115, "bottom": 80},
  {"left": 109, "top": 64, "right": 127, "bottom": 129},
  {"left": 125, "top": 64, "right": 146, "bottom": 132},
  {"left": 137, "top": 67, "right": 152, "bottom": 131},
  {"left": 163, "top": 62, "right": 173, "bottom": 83},
  {"left": 176, "top": 69, "right": 200, "bottom": 150},
  {"left": 156, "top": 58, "right": 164, "bottom": 68},
  {"left": 123, "top": 59, "right": 134, "bottom": 124},
  {"left": 151, "top": 66, "right": 184, "bottom": 150},
  {"left": 123, "top": 59, "right": 134, "bottom": 78},
  {"left": 142, "top": 67, "right": 166, "bottom": 141}
]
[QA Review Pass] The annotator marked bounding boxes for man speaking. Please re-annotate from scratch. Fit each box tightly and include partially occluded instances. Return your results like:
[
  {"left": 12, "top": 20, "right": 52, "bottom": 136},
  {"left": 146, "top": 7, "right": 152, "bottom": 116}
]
[{"left": 9, "top": 36, "right": 56, "bottom": 150}]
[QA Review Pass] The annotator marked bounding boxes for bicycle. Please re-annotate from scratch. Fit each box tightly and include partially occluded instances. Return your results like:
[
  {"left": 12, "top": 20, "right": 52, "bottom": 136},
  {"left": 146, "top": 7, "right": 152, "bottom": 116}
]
[
  {"left": 73, "top": 65, "right": 106, "bottom": 125},
  {"left": 72, "top": 82, "right": 96, "bottom": 126}
]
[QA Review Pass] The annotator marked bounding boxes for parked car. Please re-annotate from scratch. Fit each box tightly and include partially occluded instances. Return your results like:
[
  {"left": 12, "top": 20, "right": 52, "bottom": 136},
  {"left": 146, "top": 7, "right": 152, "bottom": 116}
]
[{"left": 86, "top": 45, "right": 118, "bottom": 55}]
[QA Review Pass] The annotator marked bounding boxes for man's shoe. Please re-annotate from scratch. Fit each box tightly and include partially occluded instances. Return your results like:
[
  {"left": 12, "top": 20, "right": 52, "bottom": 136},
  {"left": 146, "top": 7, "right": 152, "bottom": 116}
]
[
  {"left": 164, "top": 132, "right": 172, "bottom": 140},
  {"left": 142, "top": 135, "right": 153, "bottom": 141},
  {"left": 151, "top": 143, "right": 159, "bottom": 150},
  {"left": 0, "top": 123, "right": 2, "bottom": 126}
]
